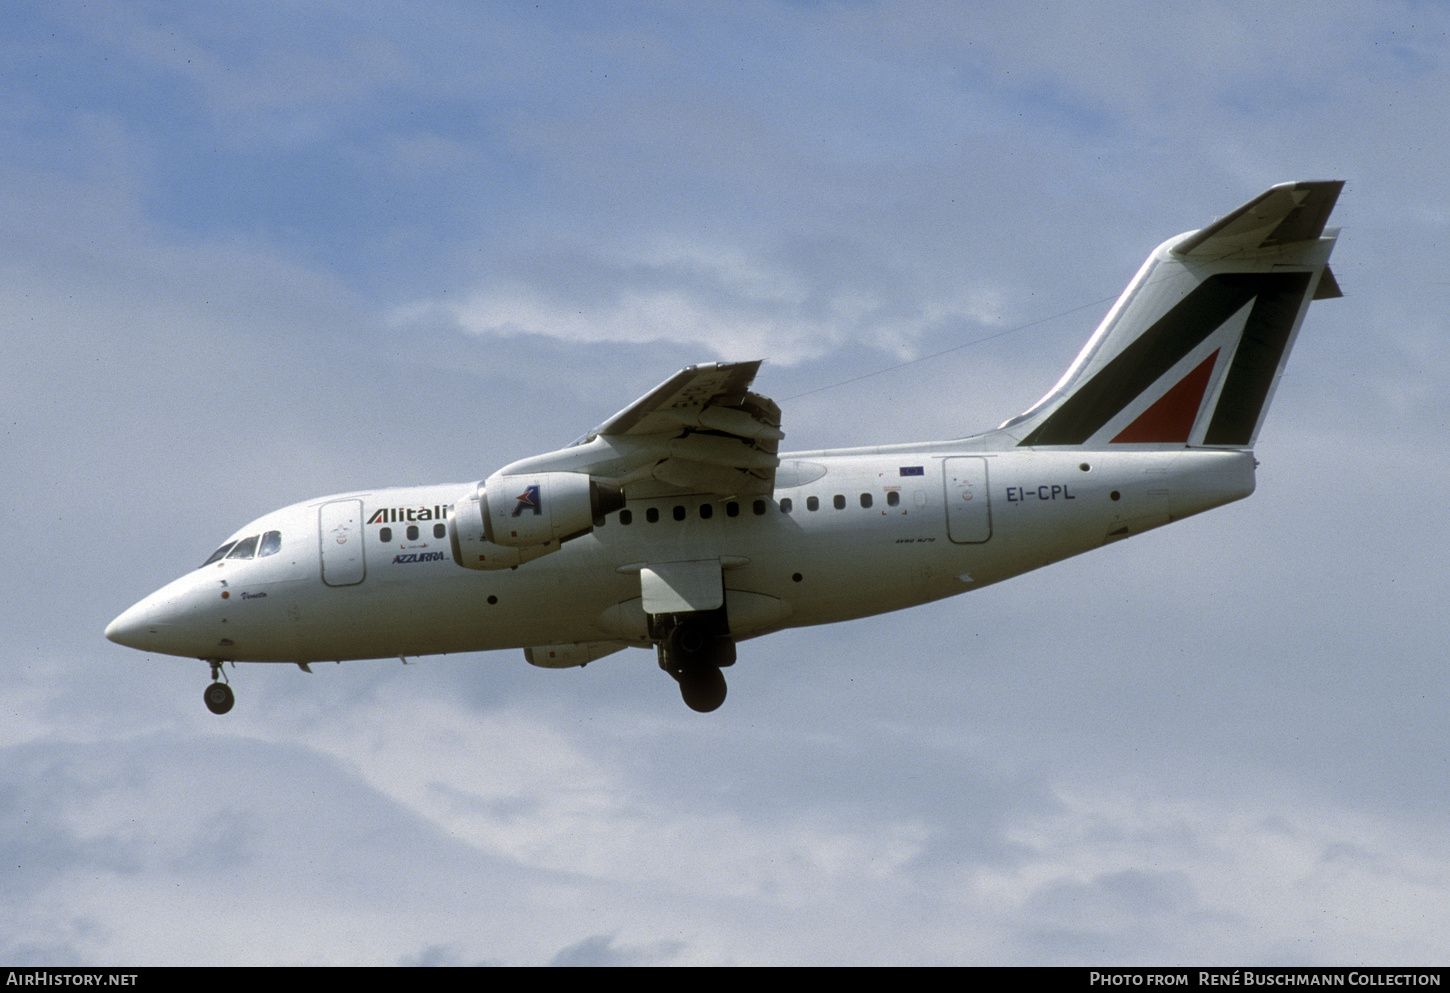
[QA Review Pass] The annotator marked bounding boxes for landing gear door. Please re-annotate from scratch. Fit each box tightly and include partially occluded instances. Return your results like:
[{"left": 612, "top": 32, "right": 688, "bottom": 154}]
[
  {"left": 944, "top": 457, "right": 992, "bottom": 544},
  {"left": 640, "top": 559, "right": 725, "bottom": 615},
  {"left": 319, "top": 499, "right": 366, "bottom": 586}
]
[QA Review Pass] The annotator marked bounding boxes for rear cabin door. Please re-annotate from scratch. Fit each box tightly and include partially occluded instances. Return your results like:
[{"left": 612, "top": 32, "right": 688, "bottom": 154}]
[
  {"left": 943, "top": 457, "right": 992, "bottom": 544},
  {"left": 319, "top": 499, "right": 366, "bottom": 586}
]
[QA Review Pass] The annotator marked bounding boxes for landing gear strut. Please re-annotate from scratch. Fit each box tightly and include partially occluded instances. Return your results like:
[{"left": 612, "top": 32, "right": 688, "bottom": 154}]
[
  {"left": 203, "top": 659, "right": 234, "bottom": 715},
  {"left": 653, "top": 608, "right": 734, "bottom": 713}
]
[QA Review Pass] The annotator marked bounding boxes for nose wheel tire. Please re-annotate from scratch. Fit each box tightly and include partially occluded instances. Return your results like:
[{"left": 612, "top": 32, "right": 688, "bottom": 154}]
[{"left": 204, "top": 681, "right": 235, "bottom": 715}]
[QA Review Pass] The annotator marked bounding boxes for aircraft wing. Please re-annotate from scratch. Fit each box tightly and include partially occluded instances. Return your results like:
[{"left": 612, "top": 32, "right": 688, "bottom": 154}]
[{"left": 492, "top": 361, "right": 784, "bottom": 497}]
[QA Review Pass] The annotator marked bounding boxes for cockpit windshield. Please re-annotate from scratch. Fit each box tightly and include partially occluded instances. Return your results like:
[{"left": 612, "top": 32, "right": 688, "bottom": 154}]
[
  {"left": 200, "top": 530, "right": 282, "bottom": 568},
  {"left": 201, "top": 542, "right": 236, "bottom": 567},
  {"left": 227, "top": 535, "right": 260, "bottom": 560}
]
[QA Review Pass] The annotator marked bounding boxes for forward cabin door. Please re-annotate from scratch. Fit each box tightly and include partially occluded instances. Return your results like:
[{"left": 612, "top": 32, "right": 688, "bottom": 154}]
[{"left": 319, "top": 499, "right": 367, "bottom": 586}]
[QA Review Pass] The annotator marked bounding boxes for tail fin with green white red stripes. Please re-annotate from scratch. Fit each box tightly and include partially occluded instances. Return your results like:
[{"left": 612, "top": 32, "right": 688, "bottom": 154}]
[{"left": 998, "top": 181, "right": 1342, "bottom": 450}]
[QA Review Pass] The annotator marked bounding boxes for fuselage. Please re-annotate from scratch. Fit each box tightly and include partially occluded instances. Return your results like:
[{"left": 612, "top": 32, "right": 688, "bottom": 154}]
[{"left": 105, "top": 443, "right": 1256, "bottom": 666}]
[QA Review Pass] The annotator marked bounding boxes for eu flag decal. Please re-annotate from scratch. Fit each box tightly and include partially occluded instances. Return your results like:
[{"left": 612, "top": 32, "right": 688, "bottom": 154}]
[{"left": 899, "top": 466, "right": 925, "bottom": 477}]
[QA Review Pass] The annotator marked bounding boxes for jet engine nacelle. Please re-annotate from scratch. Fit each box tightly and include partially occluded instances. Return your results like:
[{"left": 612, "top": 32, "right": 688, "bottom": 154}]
[
  {"left": 448, "top": 484, "right": 561, "bottom": 570},
  {"left": 479, "top": 471, "right": 624, "bottom": 548}
]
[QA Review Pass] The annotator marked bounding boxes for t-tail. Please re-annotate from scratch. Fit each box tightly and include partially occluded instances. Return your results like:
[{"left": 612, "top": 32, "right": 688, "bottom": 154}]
[{"left": 998, "top": 181, "right": 1342, "bottom": 450}]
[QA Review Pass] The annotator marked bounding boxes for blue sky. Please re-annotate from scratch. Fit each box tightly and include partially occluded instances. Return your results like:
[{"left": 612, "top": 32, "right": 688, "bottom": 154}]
[{"left": 3, "top": 0, "right": 1449, "bottom": 965}]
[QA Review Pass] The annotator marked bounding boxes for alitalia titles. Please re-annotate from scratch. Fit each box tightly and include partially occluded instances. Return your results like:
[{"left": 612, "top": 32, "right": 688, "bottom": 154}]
[{"left": 367, "top": 505, "right": 451, "bottom": 525}]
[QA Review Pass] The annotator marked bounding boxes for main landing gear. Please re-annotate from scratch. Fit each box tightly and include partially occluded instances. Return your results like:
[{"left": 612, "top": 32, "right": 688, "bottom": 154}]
[
  {"left": 673, "top": 664, "right": 727, "bottom": 713},
  {"left": 203, "top": 659, "right": 234, "bottom": 715},
  {"left": 654, "top": 609, "right": 735, "bottom": 713}
]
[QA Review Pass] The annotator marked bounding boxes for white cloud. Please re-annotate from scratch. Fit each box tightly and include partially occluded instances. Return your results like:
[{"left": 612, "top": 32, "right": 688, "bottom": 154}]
[{"left": 393, "top": 237, "right": 1010, "bottom": 365}]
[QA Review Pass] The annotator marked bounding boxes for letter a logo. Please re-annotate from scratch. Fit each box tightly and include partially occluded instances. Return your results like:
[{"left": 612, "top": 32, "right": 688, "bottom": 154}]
[{"left": 512, "top": 484, "right": 542, "bottom": 517}]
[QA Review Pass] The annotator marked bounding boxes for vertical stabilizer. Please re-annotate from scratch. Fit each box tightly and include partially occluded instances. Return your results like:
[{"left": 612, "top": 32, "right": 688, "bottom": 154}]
[{"left": 999, "top": 181, "right": 1342, "bottom": 450}]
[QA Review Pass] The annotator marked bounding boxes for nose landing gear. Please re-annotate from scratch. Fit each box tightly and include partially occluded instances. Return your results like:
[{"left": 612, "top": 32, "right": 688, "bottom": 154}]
[{"left": 203, "top": 659, "right": 234, "bottom": 715}]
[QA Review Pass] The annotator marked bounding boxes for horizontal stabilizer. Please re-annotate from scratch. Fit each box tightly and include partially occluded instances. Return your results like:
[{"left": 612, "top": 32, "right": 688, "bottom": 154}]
[{"left": 1172, "top": 181, "right": 1343, "bottom": 258}]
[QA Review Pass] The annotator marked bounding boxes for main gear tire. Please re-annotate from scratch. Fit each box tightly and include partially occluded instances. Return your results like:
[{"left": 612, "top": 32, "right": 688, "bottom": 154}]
[{"left": 678, "top": 666, "right": 727, "bottom": 713}]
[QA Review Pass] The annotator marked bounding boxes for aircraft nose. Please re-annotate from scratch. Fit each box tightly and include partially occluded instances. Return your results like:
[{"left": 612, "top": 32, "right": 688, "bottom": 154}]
[
  {"left": 105, "top": 575, "right": 210, "bottom": 656},
  {"left": 105, "top": 598, "right": 161, "bottom": 650}
]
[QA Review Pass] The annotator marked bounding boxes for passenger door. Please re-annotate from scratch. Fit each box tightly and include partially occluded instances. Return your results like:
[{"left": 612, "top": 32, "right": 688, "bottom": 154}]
[
  {"left": 943, "top": 457, "right": 992, "bottom": 544},
  {"left": 319, "top": 499, "right": 366, "bottom": 586}
]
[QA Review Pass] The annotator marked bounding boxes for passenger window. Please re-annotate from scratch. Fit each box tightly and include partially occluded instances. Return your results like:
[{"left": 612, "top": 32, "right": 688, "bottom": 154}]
[
  {"left": 647, "top": 507, "right": 660, "bottom": 523},
  {"left": 700, "top": 504, "right": 713, "bottom": 520},
  {"left": 434, "top": 523, "right": 446, "bottom": 539},
  {"left": 726, "top": 502, "right": 740, "bottom": 518},
  {"left": 833, "top": 494, "right": 846, "bottom": 510},
  {"left": 807, "top": 496, "right": 819, "bottom": 512},
  {"left": 226, "top": 535, "right": 259, "bottom": 560},
  {"left": 673, "top": 505, "right": 686, "bottom": 521},
  {"left": 753, "top": 499, "right": 767, "bottom": 516},
  {"left": 887, "top": 491, "right": 900, "bottom": 507},
  {"left": 860, "top": 493, "right": 872, "bottom": 509},
  {"left": 380, "top": 527, "right": 393, "bottom": 543},
  {"left": 407, "top": 525, "right": 420, "bottom": 541},
  {"left": 258, "top": 531, "right": 283, "bottom": 557},
  {"left": 202, "top": 541, "right": 237, "bottom": 567},
  {"left": 619, "top": 509, "right": 633, "bottom": 525},
  {"left": 780, "top": 498, "right": 793, "bottom": 513}
]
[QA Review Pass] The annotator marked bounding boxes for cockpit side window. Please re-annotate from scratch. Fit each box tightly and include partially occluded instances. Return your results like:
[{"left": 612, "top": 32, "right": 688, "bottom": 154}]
[
  {"left": 201, "top": 541, "right": 237, "bottom": 567},
  {"left": 258, "top": 530, "right": 283, "bottom": 557},
  {"left": 226, "top": 535, "right": 260, "bottom": 560}
]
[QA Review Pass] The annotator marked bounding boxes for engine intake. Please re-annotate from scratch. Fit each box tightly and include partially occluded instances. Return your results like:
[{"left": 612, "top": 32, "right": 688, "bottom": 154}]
[{"left": 448, "top": 484, "right": 558, "bottom": 570}]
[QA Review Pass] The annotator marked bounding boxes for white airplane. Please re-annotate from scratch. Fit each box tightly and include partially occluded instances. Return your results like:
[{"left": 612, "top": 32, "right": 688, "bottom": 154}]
[{"left": 107, "top": 181, "right": 1343, "bottom": 714}]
